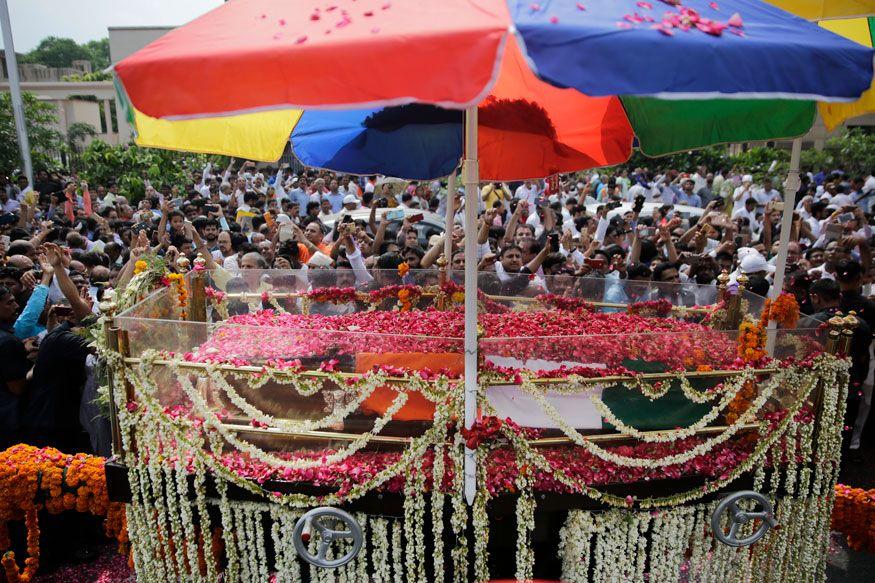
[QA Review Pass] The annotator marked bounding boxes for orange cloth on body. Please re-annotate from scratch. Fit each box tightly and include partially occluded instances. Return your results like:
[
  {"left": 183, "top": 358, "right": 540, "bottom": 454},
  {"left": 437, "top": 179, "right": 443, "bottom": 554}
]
[{"left": 357, "top": 352, "right": 464, "bottom": 421}]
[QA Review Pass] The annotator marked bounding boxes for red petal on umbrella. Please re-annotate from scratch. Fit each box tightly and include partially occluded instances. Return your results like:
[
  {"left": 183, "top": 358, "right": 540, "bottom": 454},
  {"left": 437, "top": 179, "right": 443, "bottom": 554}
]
[
  {"left": 295, "top": 35, "right": 308, "bottom": 44},
  {"left": 310, "top": 12, "right": 320, "bottom": 20},
  {"left": 576, "top": 2, "right": 586, "bottom": 10},
  {"left": 363, "top": 10, "right": 373, "bottom": 16},
  {"left": 728, "top": 12, "right": 743, "bottom": 27},
  {"left": 709, "top": 2, "right": 720, "bottom": 10},
  {"left": 637, "top": 2, "right": 653, "bottom": 9},
  {"left": 326, "top": 5, "right": 337, "bottom": 11},
  {"left": 279, "top": 18, "right": 286, "bottom": 25},
  {"left": 550, "top": 16, "right": 559, "bottom": 24}
]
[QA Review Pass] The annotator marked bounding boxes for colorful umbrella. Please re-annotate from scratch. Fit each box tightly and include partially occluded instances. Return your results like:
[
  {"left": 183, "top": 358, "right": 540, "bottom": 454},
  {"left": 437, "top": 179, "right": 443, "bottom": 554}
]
[
  {"left": 116, "top": 0, "right": 873, "bottom": 179},
  {"left": 113, "top": 0, "right": 874, "bottom": 505}
]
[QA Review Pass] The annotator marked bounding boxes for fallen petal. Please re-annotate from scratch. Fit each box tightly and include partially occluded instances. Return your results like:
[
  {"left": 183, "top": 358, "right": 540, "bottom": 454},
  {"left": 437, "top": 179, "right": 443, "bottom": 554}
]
[
  {"left": 279, "top": 18, "right": 286, "bottom": 25},
  {"left": 371, "top": 27, "right": 380, "bottom": 34},
  {"left": 576, "top": 2, "right": 586, "bottom": 10},
  {"left": 550, "top": 15, "right": 559, "bottom": 24},
  {"left": 709, "top": 2, "right": 720, "bottom": 9},
  {"left": 295, "top": 35, "right": 308, "bottom": 44},
  {"left": 363, "top": 10, "right": 374, "bottom": 16},
  {"left": 728, "top": 12, "right": 743, "bottom": 27},
  {"left": 637, "top": 1, "right": 653, "bottom": 8},
  {"left": 657, "top": 26, "right": 674, "bottom": 36}
]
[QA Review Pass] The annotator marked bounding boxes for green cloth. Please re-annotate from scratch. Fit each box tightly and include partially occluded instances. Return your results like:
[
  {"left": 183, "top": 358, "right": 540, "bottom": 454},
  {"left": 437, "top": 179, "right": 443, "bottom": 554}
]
[
  {"left": 601, "top": 360, "right": 717, "bottom": 431},
  {"left": 621, "top": 97, "right": 816, "bottom": 157}
]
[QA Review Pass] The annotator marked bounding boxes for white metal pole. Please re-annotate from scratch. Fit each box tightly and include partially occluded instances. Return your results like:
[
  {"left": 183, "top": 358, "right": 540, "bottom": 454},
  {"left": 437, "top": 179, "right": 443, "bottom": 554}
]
[
  {"left": 0, "top": 0, "right": 33, "bottom": 186},
  {"left": 445, "top": 169, "right": 457, "bottom": 264},
  {"left": 766, "top": 138, "right": 802, "bottom": 355},
  {"left": 463, "top": 106, "right": 479, "bottom": 505}
]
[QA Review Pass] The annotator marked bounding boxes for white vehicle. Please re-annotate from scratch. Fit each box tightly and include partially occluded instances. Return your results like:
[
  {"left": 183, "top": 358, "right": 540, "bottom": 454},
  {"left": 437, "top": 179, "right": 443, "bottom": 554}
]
[
  {"left": 321, "top": 208, "right": 446, "bottom": 247},
  {"left": 584, "top": 202, "right": 706, "bottom": 228}
]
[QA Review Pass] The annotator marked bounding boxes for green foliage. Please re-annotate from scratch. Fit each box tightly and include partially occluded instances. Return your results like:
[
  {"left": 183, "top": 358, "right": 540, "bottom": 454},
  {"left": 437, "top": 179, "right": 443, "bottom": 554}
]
[
  {"left": 0, "top": 92, "right": 65, "bottom": 173},
  {"left": 62, "top": 71, "right": 112, "bottom": 82},
  {"left": 23, "top": 36, "right": 109, "bottom": 72},
  {"left": 611, "top": 131, "right": 875, "bottom": 182},
  {"left": 83, "top": 38, "right": 110, "bottom": 71},
  {"left": 66, "top": 122, "right": 98, "bottom": 154},
  {"left": 820, "top": 129, "right": 875, "bottom": 177},
  {"left": 78, "top": 141, "right": 227, "bottom": 203}
]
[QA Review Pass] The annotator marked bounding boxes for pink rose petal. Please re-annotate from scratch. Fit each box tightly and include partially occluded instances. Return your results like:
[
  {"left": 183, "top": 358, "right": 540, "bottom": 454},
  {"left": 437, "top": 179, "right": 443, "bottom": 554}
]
[
  {"left": 709, "top": 2, "right": 720, "bottom": 10},
  {"left": 657, "top": 26, "right": 674, "bottom": 36},
  {"left": 259, "top": 14, "right": 267, "bottom": 19},
  {"left": 617, "top": 21, "right": 632, "bottom": 29},
  {"left": 729, "top": 28, "right": 745, "bottom": 36},
  {"left": 371, "top": 27, "right": 380, "bottom": 34},
  {"left": 295, "top": 35, "right": 308, "bottom": 44},
  {"left": 550, "top": 15, "right": 559, "bottom": 24},
  {"left": 728, "top": 12, "right": 743, "bottom": 27},
  {"left": 637, "top": 1, "right": 653, "bottom": 9},
  {"left": 576, "top": 2, "right": 586, "bottom": 10},
  {"left": 530, "top": 3, "right": 541, "bottom": 11},
  {"left": 326, "top": 5, "right": 338, "bottom": 11},
  {"left": 382, "top": 2, "right": 391, "bottom": 9},
  {"left": 363, "top": 10, "right": 374, "bottom": 16},
  {"left": 310, "top": 13, "right": 320, "bottom": 21},
  {"left": 279, "top": 18, "right": 286, "bottom": 25}
]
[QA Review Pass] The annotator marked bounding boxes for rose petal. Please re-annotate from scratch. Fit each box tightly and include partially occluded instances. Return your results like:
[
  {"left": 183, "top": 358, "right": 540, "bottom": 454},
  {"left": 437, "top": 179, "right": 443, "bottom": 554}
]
[
  {"left": 710, "top": 2, "right": 720, "bottom": 10},
  {"left": 295, "top": 35, "right": 308, "bottom": 44},
  {"left": 728, "top": 12, "right": 743, "bottom": 27},
  {"left": 576, "top": 2, "right": 586, "bottom": 10},
  {"left": 279, "top": 18, "right": 286, "bottom": 25},
  {"left": 637, "top": 1, "right": 653, "bottom": 9},
  {"left": 363, "top": 10, "right": 374, "bottom": 16},
  {"left": 550, "top": 15, "right": 559, "bottom": 24}
]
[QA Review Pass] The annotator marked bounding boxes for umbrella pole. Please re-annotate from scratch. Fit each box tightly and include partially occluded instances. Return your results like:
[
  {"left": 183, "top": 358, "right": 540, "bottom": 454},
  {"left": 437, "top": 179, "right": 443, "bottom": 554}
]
[
  {"left": 463, "top": 106, "right": 479, "bottom": 505},
  {"left": 445, "top": 169, "right": 457, "bottom": 265},
  {"left": 766, "top": 138, "right": 802, "bottom": 355}
]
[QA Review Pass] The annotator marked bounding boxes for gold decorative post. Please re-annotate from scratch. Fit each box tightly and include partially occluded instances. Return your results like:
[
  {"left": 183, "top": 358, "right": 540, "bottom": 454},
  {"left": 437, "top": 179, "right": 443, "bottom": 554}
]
[
  {"left": 727, "top": 273, "right": 748, "bottom": 330},
  {"left": 189, "top": 254, "right": 208, "bottom": 323},
  {"left": 717, "top": 269, "right": 730, "bottom": 304},
  {"left": 840, "top": 312, "right": 859, "bottom": 355},
  {"left": 436, "top": 254, "right": 449, "bottom": 310},
  {"left": 825, "top": 313, "right": 845, "bottom": 355}
]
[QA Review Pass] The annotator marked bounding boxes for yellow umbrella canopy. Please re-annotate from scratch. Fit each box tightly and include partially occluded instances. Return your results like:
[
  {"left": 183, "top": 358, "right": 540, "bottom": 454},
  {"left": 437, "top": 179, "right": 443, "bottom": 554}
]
[{"left": 765, "top": 0, "right": 875, "bottom": 130}]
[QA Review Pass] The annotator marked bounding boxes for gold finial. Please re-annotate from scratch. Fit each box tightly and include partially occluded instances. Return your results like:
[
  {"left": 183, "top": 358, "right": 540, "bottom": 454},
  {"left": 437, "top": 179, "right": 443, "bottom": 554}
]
[
  {"left": 435, "top": 254, "right": 449, "bottom": 269},
  {"left": 176, "top": 255, "right": 191, "bottom": 272},
  {"left": 717, "top": 270, "right": 730, "bottom": 286},
  {"left": 193, "top": 253, "right": 207, "bottom": 270}
]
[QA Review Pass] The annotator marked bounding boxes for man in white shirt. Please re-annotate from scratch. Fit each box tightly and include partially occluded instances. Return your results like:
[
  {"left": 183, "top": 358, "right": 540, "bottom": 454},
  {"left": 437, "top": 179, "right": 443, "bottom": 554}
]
[
  {"left": 514, "top": 180, "right": 539, "bottom": 207},
  {"left": 753, "top": 177, "right": 781, "bottom": 210},
  {"left": 732, "top": 175, "right": 755, "bottom": 207},
  {"left": 732, "top": 198, "right": 761, "bottom": 236}
]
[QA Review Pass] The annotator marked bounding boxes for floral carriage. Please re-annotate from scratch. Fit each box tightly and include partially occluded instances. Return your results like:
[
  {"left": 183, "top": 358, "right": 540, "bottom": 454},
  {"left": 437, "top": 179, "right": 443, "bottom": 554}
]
[{"left": 94, "top": 261, "right": 853, "bottom": 582}]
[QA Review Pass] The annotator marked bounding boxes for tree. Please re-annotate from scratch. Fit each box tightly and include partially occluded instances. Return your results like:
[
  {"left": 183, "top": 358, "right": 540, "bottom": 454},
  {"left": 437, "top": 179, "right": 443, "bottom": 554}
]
[
  {"left": 0, "top": 92, "right": 65, "bottom": 174},
  {"left": 83, "top": 38, "right": 110, "bottom": 71},
  {"left": 22, "top": 36, "right": 91, "bottom": 69},
  {"left": 79, "top": 141, "right": 227, "bottom": 203}
]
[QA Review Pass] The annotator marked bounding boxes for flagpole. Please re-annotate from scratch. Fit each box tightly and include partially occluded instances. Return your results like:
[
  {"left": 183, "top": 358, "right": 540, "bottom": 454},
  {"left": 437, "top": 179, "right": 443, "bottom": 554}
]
[
  {"left": 766, "top": 138, "right": 802, "bottom": 354},
  {"left": 445, "top": 169, "right": 457, "bottom": 264},
  {"left": 463, "top": 106, "right": 479, "bottom": 505},
  {"left": 0, "top": 0, "right": 33, "bottom": 186}
]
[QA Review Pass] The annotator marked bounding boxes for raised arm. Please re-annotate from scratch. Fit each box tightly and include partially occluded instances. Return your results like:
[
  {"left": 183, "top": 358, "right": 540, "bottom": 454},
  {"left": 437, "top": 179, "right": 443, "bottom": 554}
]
[{"left": 43, "top": 243, "right": 92, "bottom": 320}]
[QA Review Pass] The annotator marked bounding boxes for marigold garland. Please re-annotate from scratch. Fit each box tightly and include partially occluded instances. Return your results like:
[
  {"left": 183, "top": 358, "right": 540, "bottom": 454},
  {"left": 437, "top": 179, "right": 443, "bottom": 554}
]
[
  {"left": 0, "top": 445, "right": 128, "bottom": 582},
  {"left": 832, "top": 484, "right": 875, "bottom": 553},
  {"left": 167, "top": 273, "right": 188, "bottom": 319},
  {"left": 760, "top": 292, "right": 800, "bottom": 329},
  {"left": 133, "top": 260, "right": 148, "bottom": 276}
]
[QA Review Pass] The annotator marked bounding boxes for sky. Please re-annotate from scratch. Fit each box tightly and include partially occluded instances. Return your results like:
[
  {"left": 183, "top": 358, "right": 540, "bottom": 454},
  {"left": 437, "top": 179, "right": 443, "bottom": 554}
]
[{"left": 3, "top": 0, "right": 224, "bottom": 51}]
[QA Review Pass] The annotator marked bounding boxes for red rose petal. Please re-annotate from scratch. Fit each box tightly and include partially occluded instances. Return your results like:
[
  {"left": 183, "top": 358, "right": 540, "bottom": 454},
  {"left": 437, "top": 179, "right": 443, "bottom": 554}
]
[
  {"left": 710, "top": 2, "right": 720, "bottom": 10},
  {"left": 363, "top": 10, "right": 374, "bottom": 16},
  {"left": 637, "top": 1, "right": 653, "bottom": 9},
  {"left": 550, "top": 15, "right": 559, "bottom": 24},
  {"left": 295, "top": 35, "right": 308, "bottom": 44}
]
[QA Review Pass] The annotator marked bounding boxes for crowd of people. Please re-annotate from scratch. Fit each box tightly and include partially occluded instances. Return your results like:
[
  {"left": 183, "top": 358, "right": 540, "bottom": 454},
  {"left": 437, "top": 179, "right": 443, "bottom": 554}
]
[{"left": 1, "top": 158, "right": 874, "bottom": 457}]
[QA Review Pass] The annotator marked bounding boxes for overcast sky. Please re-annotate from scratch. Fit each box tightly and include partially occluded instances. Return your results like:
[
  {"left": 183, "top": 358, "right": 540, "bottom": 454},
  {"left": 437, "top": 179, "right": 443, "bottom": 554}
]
[{"left": 3, "top": 0, "right": 223, "bottom": 51}]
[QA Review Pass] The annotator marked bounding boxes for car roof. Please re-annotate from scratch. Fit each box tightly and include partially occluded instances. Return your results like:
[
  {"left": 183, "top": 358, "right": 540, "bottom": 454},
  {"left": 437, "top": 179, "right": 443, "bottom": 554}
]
[{"left": 322, "top": 207, "right": 446, "bottom": 227}]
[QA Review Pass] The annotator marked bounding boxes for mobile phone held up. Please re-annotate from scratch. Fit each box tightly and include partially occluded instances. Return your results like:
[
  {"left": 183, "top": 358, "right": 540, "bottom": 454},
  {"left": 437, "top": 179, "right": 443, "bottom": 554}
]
[
  {"left": 632, "top": 194, "right": 645, "bottom": 214},
  {"left": 385, "top": 209, "right": 406, "bottom": 222},
  {"left": 549, "top": 232, "right": 560, "bottom": 252},
  {"left": 584, "top": 257, "right": 605, "bottom": 269}
]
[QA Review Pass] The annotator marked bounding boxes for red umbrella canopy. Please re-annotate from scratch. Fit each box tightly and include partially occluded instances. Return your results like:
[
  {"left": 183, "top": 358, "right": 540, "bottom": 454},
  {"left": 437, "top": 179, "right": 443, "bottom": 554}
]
[{"left": 115, "top": 0, "right": 510, "bottom": 118}]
